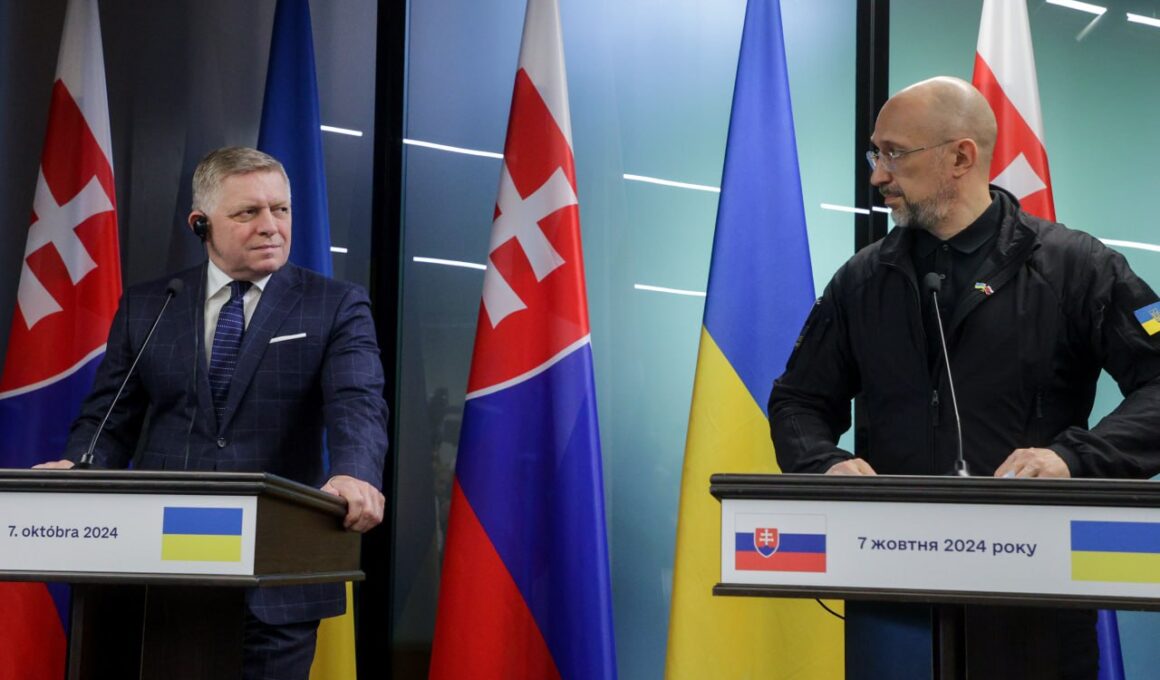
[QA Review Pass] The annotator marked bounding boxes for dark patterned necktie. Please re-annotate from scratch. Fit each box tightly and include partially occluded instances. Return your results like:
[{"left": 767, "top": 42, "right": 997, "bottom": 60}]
[{"left": 208, "top": 280, "right": 252, "bottom": 422}]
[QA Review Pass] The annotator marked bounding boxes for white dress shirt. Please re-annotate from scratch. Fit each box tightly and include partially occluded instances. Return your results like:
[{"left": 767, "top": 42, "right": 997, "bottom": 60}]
[{"left": 204, "top": 260, "right": 272, "bottom": 364}]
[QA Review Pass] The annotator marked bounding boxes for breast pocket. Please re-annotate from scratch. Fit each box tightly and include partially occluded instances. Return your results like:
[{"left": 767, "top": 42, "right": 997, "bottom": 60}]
[{"left": 257, "top": 330, "right": 324, "bottom": 398}]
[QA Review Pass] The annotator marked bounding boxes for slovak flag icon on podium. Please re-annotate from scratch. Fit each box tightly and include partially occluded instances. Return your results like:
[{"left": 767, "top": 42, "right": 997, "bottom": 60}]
[
  {"left": 754, "top": 527, "right": 780, "bottom": 557},
  {"left": 735, "top": 514, "right": 827, "bottom": 573}
]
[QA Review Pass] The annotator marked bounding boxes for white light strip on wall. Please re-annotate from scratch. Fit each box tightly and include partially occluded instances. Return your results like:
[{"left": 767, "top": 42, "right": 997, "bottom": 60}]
[
  {"left": 403, "top": 138, "right": 504, "bottom": 159},
  {"left": 819, "top": 203, "right": 891, "bottom": 215},
  {"left": 633, "top": 283, "right": 707, "bottom": 298},
  {"left": 413, "top": 256, "right": 488, "bottom": 271},
  {"left": 1126, "top": 12, "right": 1160, "bottom": 28},
  {"left": 321, "top": 125, "right": 364, "bottom": 137},
  {"left": 330, "top": 246, "right": 349, "bottom": 254},
  {"left": 1046, "top": 0, "right": 1108, "bottom": 16},
  {"left": 622, "top": 174, "right": 721, "bottom": 193},
  {"left": 410, "top": 259, "right": 709, "bottom": 297},
  {"left": 820, "top": 202, "right": 870, "bottom": 215},
  {"left": 1100, "top": 239, "right": 1160, "bottom": 253}
]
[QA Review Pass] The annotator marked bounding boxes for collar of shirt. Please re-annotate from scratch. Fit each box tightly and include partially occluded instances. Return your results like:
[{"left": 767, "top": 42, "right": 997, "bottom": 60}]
[
  {"left": 205, "top": 260, "right": 272, "bottom": 302},
  {"left": 912, "top": 195, "right": 1002, "bottom": 258}
]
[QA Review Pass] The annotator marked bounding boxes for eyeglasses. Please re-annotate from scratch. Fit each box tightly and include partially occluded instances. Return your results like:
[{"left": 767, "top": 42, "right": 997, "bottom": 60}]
[{"left": 866, "top": 139, "right": 957, "bottom": 172}]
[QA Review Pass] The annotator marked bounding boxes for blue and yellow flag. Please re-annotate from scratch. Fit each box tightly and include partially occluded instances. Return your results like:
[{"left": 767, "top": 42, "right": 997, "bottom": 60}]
[
  {"left": 665, "top": 1, "right": 843, "bottom": 677},
  {"left": 258, "top": 2, "right": 352, "bottom": 677},
  {"left": 161, "top": 507, "right": 244, "bottom": 562},
  {"left": 1072, "top": 521, "right": 1160, "bottom": 584},
  {"left": 257, "top": 0, "right": 333, "bottom": 277},
  {"left": 1134, "top": 303, "right": 1160, "bottom": 337}
]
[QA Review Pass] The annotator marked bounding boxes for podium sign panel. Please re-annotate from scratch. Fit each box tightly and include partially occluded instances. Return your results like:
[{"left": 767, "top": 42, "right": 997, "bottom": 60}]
[
  {"left": 723, "top": 498, "right": 1160, "bottom": 603},
  {"left": 0, "top": 493, "right": 258, "bottom": 576},
  {"left": 713, "top": 474, "right": 1160, "bottom": 611}
]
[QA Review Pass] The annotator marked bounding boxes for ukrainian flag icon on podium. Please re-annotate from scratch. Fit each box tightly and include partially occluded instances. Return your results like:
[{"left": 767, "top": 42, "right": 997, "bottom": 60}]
[
  {"left": 161, "top": 507, "right": 244, "bottom": 562},
  {"left": 1071, "top": 520, "right": 1160, "bottom": 583}
]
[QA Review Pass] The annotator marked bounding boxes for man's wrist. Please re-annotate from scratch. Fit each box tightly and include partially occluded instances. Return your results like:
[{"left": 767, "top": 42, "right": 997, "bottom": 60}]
[{"left": 1046, "top": 442, "right": 1081, "bottom": 477}]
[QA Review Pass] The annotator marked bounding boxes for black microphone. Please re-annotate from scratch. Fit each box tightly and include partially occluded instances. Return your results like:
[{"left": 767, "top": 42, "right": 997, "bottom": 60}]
[
  {"left": 922, "top": 272, "right": 968, "bottom": 477},
  {"left": 76, "top": 278, "right": 184, "bottom": 469}
]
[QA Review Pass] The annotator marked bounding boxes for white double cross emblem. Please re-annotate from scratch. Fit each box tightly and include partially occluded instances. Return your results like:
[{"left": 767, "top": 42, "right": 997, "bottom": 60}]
[
  {"left": 17, "top": 170, "right": 113, "bottom": 328},
  {"left": 481, "top": 163, "right": 577, "bottom": 327}
]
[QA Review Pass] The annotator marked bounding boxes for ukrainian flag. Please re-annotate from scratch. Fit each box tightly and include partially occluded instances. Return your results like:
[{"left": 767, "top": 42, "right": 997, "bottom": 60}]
[
  {"left": 161, "top": 507, "right": 243, "bottom": 562},
  {"left": 1134, "top": 303, "right": 1160, "bottom": 336},
  {"left": 664, "top": 1, "right": 843, "bottom": 677},
  {"left": 257, "top": 2, "right": 360, "bottom": 675},
  {"left": 1072, "top": 520, "right": 1160, "bottom": 583}
]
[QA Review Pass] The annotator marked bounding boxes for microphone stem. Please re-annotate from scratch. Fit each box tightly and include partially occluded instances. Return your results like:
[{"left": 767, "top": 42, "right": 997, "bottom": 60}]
[
  {"left": 77, "top": 289, "right": 178, "bottom": 469},
  {"left": 930, "top": 291, "right": 968, "bottom": 477}
]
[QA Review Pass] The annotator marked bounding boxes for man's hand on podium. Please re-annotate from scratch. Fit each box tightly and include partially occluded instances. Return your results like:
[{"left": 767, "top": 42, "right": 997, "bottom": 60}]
[
  {"left": 825, "top": 458, "right": 878, "bottom": 475},
  {"left": 321, "top": 474, "right": 386, "bottom": 533},
  {"left": 31, "top": 459, "right": 75, "bottom": 469},
  {"left": 28, "top": 462, "right": 387, "bottom": 530},
  {"left": 994, "top": 447, "right": 1070, "bottom": 479}
]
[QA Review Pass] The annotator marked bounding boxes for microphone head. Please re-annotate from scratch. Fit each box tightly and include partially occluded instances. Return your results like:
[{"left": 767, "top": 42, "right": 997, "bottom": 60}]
[
  {"left": 922, "top": 272, "right": 943, "bottom": 295},
  {"left": 166, "top": 278, "right": 185, "bottom": 296}
]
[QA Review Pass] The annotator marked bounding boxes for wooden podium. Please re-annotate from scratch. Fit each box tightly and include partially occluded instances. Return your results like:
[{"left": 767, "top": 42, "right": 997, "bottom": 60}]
[
  {"left": 0, "top": 469, "right": 362, "bottom": 680},
  {"left": 712, "top": 474, "right": 1160, "bottom": 679}
]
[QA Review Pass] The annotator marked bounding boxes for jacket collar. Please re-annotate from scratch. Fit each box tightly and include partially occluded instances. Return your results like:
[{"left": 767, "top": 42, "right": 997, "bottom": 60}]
[
  {"left": 911, "top": 196, "right": 1001, "bottom": 258},
  {"left": 878, "top": 185, "right": 1037, "bottom": 270}
]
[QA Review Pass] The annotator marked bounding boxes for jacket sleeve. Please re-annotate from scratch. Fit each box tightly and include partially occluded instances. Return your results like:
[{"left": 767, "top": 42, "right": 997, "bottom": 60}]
[
  {"left": 319, "top": 285, "right": 389, "bottom": 488},
  {"left": 1051, "top": 239, "right": 1160, "bottom": 478},
  {"left": 768, "top": 276, "right": 861, "bottom": 473}
]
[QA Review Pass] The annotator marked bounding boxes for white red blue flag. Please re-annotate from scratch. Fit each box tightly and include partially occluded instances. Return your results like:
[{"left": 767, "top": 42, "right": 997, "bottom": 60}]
[
  {"left": 973, "top": 0, "right": 1055, "bottom": 220},
  {"left": 429, "top": 0, "right": 617, "bottom": 677},
  {"left": 0, "top": 0, "right": 121, "bottom": 676},
  {"left": 975, "top": 5, "right": 1125, "bottom": 678},
  {"left": 733, "top": 515, "right": 827, "bottom": 573}
]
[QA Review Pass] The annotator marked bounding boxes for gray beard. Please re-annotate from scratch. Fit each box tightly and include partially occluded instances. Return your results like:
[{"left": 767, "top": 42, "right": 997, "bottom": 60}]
[
  {"left": 889, "top": 182, "right": 954, "bottom": 232},
  {"left": 894, "top": 198, "right": 942, "bottom": 231}
]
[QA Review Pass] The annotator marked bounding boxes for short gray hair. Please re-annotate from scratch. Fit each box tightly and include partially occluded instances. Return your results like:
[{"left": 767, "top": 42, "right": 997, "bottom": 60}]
[{"left": 191, "top": 146, "right": 289, "bottom": 213}]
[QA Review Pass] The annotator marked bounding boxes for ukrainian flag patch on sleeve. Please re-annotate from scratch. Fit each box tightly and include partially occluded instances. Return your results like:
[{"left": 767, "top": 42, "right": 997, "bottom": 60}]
[{"left": 1134, "top": 302, "right": 1160, "bottom": 336}]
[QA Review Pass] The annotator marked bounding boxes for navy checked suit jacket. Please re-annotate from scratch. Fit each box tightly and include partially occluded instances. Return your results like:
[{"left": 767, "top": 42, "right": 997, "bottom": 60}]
[{"left": 67, "top": 262, "right": 389, "bottom": 624}]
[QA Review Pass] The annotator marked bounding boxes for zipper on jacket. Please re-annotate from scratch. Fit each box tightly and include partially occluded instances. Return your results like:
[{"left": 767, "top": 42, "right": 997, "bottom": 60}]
[
  {"left": 930, "top": 389, "right": 940, "bottom": 473},
  {"left": 1031, "top": 390, "right": 1044, "bottom": 445},
  {"left": 881, "top": 259, "right": 928, "bottom": 358}
]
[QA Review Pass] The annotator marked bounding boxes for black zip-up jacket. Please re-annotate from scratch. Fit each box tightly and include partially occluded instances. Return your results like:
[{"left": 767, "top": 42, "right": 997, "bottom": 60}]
[{"left": 769, "top": 188, "right": 1160, "bottom": 477}]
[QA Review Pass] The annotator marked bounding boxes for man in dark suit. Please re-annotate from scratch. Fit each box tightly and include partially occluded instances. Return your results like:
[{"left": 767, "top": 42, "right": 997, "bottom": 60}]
[{"left": 38, "top": 146, "right": 389, "bottom": 679}]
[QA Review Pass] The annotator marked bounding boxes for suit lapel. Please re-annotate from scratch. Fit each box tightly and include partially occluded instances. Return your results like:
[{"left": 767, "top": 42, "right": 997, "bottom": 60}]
[
  {"left": 173, "top": 263, "right": 218, "bottom": 434},
  {"left": 218, "top": 264, "right": 302, "bottom": 431}
]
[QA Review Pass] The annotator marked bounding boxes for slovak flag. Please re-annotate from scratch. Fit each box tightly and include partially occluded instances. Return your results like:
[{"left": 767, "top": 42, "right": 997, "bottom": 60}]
[
  {"left": 0, "top": 0, "right": 121, "bottom": 676},
  {"left": 734, "top": 515, "right": 827, "bottom": 573},
  {"left": 972, "top": 0, "right": 1055, "bottom": 221},
  {"left": 429, "top": 1, "right": 617, "bottom": 678}
]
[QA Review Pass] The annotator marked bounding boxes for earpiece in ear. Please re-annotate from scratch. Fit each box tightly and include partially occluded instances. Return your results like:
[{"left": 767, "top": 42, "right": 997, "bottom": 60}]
[{"left": 192, "top": 215, "right": 209, "bottom": 241}]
